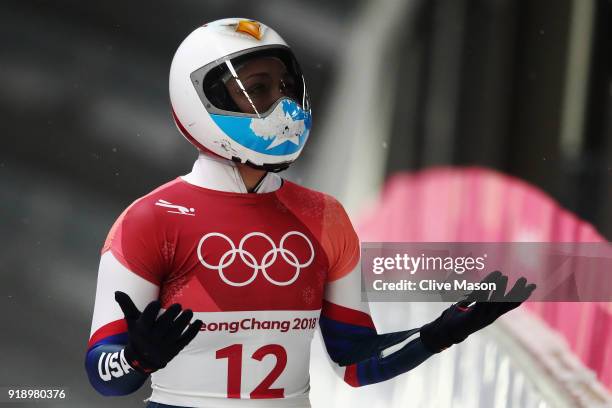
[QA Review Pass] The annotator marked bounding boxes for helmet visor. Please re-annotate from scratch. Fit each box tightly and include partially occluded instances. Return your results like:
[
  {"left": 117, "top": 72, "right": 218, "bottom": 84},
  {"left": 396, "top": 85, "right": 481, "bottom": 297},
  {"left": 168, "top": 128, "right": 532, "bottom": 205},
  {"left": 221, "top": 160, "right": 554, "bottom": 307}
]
[{"left": 192, "top": 46, "right": 309, "bottom": 118}]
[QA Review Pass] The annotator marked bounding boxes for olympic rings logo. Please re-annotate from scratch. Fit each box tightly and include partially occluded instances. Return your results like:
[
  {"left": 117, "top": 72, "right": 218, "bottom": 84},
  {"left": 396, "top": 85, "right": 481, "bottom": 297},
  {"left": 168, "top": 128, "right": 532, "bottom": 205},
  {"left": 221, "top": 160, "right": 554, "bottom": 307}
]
[{"left": 197, "top": 231, "right": 315, "bottom": 287}]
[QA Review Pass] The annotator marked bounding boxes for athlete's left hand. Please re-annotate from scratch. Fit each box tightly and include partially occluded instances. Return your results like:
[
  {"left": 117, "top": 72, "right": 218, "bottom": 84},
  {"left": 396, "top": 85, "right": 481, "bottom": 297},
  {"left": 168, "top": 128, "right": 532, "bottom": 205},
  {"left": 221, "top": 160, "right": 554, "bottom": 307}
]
[{"left": 419, "top": 271, "right": 536, "bottom": 353}]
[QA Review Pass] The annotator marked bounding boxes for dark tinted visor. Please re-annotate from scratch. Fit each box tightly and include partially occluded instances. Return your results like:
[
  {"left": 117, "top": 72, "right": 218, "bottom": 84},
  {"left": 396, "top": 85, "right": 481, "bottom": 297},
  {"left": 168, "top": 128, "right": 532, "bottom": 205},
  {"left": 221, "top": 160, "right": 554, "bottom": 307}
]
[{"left": 192, "top": 46, "right": 309, "bottom": 117}]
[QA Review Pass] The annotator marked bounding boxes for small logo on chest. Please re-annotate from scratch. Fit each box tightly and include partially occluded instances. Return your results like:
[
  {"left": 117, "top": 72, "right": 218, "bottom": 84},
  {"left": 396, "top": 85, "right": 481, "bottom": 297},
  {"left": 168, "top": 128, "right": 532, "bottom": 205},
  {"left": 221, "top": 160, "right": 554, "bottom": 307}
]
[
  {"left": 197, "top": 231, "right": 315, "bottom": 287},
  {"left": 155, "top": 199, "right": 195, "bottom": 216}
]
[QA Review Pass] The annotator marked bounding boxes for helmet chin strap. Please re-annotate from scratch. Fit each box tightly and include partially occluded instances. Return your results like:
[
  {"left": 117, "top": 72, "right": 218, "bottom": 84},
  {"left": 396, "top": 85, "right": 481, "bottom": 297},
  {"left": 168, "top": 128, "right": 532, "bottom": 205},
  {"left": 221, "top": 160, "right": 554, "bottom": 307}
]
[
  {"left": 243, "top": 159, "right": 292, "bottom": 173},
  {"left": 236, "top": 165, "right": 268, "bottom": 193}
]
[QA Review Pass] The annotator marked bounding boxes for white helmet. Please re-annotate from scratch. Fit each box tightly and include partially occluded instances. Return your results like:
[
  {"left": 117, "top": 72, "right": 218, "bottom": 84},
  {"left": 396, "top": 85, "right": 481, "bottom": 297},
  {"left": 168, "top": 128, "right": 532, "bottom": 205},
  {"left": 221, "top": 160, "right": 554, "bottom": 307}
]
[{"left": 169, "top": 18, "right": 312, "bottom": 172}]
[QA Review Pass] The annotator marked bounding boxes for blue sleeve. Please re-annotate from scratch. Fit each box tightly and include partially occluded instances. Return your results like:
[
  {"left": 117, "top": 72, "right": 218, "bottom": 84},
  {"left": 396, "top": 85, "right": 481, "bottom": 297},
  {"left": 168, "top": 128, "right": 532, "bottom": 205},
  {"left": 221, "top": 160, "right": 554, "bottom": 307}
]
[
  {"left": 319, "top": 315, "right": 434, "bottom": 387},
  {"left": 84, "top": 333, "right": 148, "bottom": 396},
  {"left": 350, "top": 334, "right": 433, "bottom": 386}
]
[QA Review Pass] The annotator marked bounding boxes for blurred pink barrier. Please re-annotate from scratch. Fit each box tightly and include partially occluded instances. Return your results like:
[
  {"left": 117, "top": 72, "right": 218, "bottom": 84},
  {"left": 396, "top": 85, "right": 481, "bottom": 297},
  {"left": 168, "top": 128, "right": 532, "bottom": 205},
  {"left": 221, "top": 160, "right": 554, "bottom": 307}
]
[{"left": 355, "top": 166, "right": 611, "bottom": 388}]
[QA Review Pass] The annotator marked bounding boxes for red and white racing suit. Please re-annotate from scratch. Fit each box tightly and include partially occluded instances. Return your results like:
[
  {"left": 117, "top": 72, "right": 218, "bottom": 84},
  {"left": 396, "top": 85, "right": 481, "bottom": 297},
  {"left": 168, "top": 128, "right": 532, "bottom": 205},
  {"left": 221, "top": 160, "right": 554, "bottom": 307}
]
[{"left": 85, "top": 154, "right": 433, "bottom": 407}]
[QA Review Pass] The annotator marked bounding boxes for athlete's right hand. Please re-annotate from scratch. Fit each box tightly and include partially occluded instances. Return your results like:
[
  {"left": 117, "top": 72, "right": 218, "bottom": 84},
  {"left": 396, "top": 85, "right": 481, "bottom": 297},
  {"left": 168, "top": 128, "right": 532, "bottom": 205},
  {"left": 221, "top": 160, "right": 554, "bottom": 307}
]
[
  {"left": 419, "top": 271, "right": 536, "bottom": 353},
  {"left": 114, "top": 291, "right": 203, "bottom": 374}
]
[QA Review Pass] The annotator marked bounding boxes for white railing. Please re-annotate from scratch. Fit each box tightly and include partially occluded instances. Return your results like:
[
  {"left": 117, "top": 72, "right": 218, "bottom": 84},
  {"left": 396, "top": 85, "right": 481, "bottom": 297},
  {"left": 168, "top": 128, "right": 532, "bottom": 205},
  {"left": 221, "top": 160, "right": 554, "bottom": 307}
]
[{"left": 309, "top": 304, "right": 612, "bottom": 408}]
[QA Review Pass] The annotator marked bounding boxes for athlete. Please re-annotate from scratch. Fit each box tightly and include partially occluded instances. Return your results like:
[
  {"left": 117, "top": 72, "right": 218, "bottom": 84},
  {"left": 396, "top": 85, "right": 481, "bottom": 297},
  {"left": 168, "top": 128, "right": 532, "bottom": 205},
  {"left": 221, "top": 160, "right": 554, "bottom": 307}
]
[{"left": 85, "top": 18, "right": 536, "bottom": 407}]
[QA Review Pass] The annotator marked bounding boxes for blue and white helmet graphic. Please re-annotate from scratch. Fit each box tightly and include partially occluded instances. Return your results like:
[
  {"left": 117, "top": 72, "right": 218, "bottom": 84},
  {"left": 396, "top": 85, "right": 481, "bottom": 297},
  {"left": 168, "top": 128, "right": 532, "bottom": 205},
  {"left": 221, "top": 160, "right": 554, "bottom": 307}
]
[{"left": 169, "top": 18, "right": 312, "bottom": 172}]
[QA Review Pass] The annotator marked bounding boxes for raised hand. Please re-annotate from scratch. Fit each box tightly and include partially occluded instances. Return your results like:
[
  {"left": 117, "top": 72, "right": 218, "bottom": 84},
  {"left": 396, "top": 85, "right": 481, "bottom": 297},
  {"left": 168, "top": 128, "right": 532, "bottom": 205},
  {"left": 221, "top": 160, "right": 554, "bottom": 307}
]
[
  {"left": 114, "top": 291, "right": 203, "bottom": 374},
  {"left": 420, "top": 271, "right": 536, "bottom": 353}
]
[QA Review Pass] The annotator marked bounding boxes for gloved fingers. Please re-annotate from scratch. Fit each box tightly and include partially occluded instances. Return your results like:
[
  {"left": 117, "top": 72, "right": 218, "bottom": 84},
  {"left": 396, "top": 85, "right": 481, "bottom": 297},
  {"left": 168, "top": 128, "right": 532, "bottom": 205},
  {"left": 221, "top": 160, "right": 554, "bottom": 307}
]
[
  {"left": 498, "top": 282, "right": 537, "bottom": 314},
  {"left": 511, "top": 282, "right": 536, "bottom": 303},
  {"left": 115, "top": 291, "right": 141, "bottom": 320},
  {"left": 475, "top": 277, "right": 527, "bottom": 318},
  {"left": 524, "top": 283, "right": 537, "bottom": 299},
  {"left": 490, "top": 274, "right": 508, "bottom": 302},
  {"left": 467, "top": 271, "right": 502, "bottom": 303},
  {"left": 165, "top": 309, "right": 194, "bottom": 341},
  {"left": 153, "top": 303, "right": 182, "bottom": 336},
  {"left": 176, "top": 320, "right": 203, "bottom": 349},
  {"left": 140, "top": 300, "right": 162, "bottom": 329},
  {"left": 503, "top": 277, "right": 529, "bottom": 302}
]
